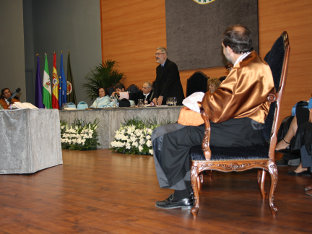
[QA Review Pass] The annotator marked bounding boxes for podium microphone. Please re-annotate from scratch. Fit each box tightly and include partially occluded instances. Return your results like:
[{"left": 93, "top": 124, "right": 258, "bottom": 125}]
[{"left": 8, "top": 88, "right": 21, "bottom": 103}]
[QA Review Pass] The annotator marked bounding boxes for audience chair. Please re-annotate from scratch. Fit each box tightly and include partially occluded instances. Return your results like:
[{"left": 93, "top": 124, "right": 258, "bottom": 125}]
[
  {"left": 189, "top": 32, "right": 290, "bottom": 218},
  {"left": 186, "top": 71, "right": 209, "bottom": 97}
]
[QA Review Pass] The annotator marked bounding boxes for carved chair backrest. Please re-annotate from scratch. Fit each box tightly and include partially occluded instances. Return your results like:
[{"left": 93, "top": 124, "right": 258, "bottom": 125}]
[{"left": 266, "top": 32, "right": 290, "bottom": 160}]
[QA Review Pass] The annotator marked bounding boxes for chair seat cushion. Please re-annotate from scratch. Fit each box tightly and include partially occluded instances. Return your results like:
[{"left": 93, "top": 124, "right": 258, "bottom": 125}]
[{"left": 190, "top": 144, "right": 270, "bottom": 161}]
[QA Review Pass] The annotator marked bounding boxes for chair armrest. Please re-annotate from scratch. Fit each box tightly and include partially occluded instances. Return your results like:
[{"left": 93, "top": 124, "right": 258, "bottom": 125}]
[{"left": 200, "top": 107, "right": 212, "bottom": 160}]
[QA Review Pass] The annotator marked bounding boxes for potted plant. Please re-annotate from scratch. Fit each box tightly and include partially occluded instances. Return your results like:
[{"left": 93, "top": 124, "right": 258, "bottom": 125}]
[{"left": 83, "top": 60, "right": 124, "bottom": 100}]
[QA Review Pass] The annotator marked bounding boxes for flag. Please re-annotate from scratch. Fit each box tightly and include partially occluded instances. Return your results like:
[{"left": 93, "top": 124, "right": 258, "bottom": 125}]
[
  {"left": 59, "top": 52, "right": 67, "bottom": 108},
  {"left": 42, "top": 53, "right": 52, "bottom": 109},
  {"left": 66, "top": 52, "right": 77, "bottom": 104},
  {"left": 52, "top": 52, "right": 59, "bottom": 109},
  {"left": 35, "top": 55, "right": 44, "bottom": 108},
  {"left": 58, "top": 74, "right": 62, "bottom": 108}
]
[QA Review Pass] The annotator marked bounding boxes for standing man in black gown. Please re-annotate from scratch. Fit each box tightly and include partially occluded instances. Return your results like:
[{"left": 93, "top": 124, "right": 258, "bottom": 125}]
[{"left": 152, "top": 47, "right": 184, "bottom": 105}]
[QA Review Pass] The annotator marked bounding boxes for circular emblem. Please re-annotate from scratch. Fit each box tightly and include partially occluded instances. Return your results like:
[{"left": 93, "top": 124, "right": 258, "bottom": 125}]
[
  {"left": 44, "top": 81, "right": 50, "bottom": 89},
  {"left": 192, "top": 0, "right": 215, "bottom": 5},
  {"left": 67, "top": 81, "right": 72, "bottom": 95}
]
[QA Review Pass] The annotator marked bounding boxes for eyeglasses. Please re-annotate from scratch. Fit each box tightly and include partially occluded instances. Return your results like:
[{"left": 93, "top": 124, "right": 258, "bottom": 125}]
[
  {"left": 155, "top": 52, "right": 165, "bottom": 56},
  {"left": 142, "top": 87, "right": 150, "bottom": 89}
]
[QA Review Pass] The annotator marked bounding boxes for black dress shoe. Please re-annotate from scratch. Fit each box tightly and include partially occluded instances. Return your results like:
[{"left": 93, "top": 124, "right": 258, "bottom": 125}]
[
  {"left": 288, "top": 170, "right": 311, "bottom": 176},
  {"left": 155, "top": 194, "right": 193, "bottom": 210}
]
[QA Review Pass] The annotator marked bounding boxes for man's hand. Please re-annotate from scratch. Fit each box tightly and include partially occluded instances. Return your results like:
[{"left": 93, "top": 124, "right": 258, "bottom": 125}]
[
  {"left": 152, "top": 98, "right": 157, "bottom": 105},
  {"left": 157, "top": 96, "right": 163, "bottom": 106}
]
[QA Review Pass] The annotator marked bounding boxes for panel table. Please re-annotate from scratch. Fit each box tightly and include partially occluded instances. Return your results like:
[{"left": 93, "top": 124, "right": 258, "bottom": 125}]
[
  {"left": 0, "top": 109, "right": 63, "bottom": 174},
  {"left": 59, "top": 106, "right": 182, "bottom": 149}
]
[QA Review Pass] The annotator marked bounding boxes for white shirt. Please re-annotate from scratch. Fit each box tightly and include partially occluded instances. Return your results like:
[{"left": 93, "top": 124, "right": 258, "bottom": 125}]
[{"left": 143, "top": 92, "right": 150, "bottom": 99}]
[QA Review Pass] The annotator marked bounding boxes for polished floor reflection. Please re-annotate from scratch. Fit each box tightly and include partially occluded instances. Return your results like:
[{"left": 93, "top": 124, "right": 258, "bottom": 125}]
[{"left": 0, "top": 150, "right": 312, "bottom": 233}]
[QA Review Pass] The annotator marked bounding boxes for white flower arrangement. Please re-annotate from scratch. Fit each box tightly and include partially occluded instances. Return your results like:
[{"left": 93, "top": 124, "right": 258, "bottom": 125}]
[
  {"left": 60, "top": 119, "right": 99, "bottom": 150},
  {"left": 111, "top": 119, "right": 159, "bottom": 155}
]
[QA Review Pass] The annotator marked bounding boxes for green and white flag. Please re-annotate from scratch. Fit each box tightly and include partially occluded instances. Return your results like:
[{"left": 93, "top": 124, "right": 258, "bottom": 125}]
[{"left": 42, "top": 53, "right": 52, "bottom": 109}]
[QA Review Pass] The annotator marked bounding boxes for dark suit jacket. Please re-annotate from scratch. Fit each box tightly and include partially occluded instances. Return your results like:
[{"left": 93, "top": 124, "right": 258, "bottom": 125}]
[
  {"left": 135, "top": 91, "right": 154, "bottom": 104},
  {"left": 153, "top": 59, "right": 184, "bottom": 105}
]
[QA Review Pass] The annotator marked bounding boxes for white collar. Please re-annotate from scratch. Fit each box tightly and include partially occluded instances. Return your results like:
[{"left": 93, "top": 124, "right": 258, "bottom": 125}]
[{"left": 233, "top": 52, "right": 251, "bottom": 67}]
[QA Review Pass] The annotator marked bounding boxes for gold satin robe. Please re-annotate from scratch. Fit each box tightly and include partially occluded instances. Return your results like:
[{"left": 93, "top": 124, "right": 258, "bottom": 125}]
[{"left": 202, "top": 51, "right": 275, "bottom": 124}]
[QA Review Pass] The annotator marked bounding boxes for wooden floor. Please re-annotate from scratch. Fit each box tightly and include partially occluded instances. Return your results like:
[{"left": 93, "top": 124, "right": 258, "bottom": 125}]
[{"left": 1, "top": 150, "right": 312, "bottom": 233}]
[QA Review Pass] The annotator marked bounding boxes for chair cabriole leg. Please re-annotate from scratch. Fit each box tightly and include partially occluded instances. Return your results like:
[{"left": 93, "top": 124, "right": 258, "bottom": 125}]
[
  {"left": 268, "top": 162, "right": 278, "bottom": 216},
  {"left": 191, "top": 165, "right": 200, "bottom": 218}
]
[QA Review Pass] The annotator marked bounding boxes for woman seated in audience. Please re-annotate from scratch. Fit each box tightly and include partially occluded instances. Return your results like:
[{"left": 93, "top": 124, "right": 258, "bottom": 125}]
[
  {"left": 90, "top": 87, "right": 113, "bottom": 108},
  {"left": 176, "top": 78, "right": 222, "bottom": 126},
  {"left": 207, "top": 78, "right": 221, "bottom": 93},
  {"left": 276, "top": 97, "right": 312, "bottom": 175}
]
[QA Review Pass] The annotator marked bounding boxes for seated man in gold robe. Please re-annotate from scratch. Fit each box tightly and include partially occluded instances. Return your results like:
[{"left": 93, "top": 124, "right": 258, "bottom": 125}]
[{"left": 152, "top": 24, "right": 275, "bottom": 210}]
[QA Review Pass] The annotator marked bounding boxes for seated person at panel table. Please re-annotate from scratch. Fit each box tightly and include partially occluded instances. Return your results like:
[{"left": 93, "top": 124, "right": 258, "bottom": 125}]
[
  {"left": 0, "top": 88, "right": 19, "bottom": 109},
  {"left": 90, "top": 87, "right": 113, "bottom": 108},
  {"left": 127, "top": 84, "right": 140, "bottom": 94},
  {"left": 275, "top": 97, "right": 312, "bottom": 176},
  {"left": 111, "top": 83, "right": 125, "bottom": 99},
  {"left": 151, "top": 24, "right": 275, "bottom": 210},
  {"left": 136, "top": 82, "right": 154, "bottom": 105},
  {"left": 111, "top": 83, "right": 132, "bottom": 107},
  {"left": 126, "top": 84, "right": 141, "bottom": 105}
]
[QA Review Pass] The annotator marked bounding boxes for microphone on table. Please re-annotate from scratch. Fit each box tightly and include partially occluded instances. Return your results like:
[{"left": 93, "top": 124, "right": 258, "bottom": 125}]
[{"left": 8, "top": 88, "right": 21, "bottom": 103}]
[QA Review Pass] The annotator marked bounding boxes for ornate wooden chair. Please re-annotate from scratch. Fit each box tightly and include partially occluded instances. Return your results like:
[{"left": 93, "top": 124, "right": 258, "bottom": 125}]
[{"left": 189, "top": 32, "right": 290, "bottom": 218}]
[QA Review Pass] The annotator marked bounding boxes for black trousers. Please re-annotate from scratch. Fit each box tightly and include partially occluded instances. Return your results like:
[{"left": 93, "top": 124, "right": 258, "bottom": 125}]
[{"left": 152, "top": 118, "right": 266, "bottom": 190}]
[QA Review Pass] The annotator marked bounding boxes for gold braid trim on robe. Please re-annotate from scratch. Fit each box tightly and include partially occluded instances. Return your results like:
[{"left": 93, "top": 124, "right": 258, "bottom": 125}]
[{"left": 202, "top": 51, "right": 275, "bottom": 124}]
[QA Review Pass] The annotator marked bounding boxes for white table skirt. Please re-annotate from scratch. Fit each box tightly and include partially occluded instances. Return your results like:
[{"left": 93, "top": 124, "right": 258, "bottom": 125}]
[
  {"left": 0, "top": 109, "right": 63, "bottom": 174},
  {"left": 60, "top": 106, "right": 182, "bottom": 149}
]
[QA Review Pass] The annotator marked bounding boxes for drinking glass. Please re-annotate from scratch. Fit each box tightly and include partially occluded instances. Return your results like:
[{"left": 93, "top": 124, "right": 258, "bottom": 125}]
[
  {"left": 172, "top": 97, "right": 177, "bottom": 106},
  {"left": 138, "top": 99, "right": 144, "bottom": 107},
  {"left": 166, "top": 97, "right": 172, "bottom": 106}
]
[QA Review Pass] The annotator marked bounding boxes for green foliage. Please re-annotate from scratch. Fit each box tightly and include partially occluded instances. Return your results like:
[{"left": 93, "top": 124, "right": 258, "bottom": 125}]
[
  {"left": 60, "top": 119, "right": 99, "bottom": 151},
  {"left": 83, "top": 60, "right": 124, "bottom": 100}
]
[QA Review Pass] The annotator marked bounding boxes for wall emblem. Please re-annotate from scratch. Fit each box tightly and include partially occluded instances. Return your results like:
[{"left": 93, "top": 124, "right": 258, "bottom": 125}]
[{"left": 192, "top": 0, "right": 215, "bottom": 5}]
